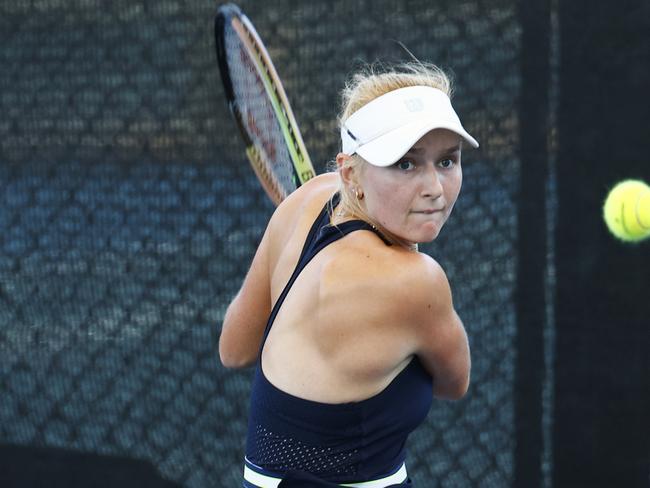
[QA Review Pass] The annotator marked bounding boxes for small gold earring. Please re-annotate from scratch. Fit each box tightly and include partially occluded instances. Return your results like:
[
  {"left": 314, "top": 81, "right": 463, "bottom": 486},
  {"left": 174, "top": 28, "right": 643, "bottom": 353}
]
[{"left": 354, "top": 187, "right": 364, "bottom": 200}]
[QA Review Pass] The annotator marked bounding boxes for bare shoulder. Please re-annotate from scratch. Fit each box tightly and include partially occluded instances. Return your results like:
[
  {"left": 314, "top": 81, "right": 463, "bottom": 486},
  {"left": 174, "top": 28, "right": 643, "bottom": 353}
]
[
  {"left": 350, "top": 245, "right": 449, "bottom": 296},
  {"left": 345, "top": 246, "right": 455, "bottom": 345},
  {"left": 319, "top": 235, "right": 469, "bottom": 400},
  {"left": 265, "top": 173, "right": 338, "bottom": 250},
  {"left": 391, "top": 251, "right": 454, "bottom": 329},
  {"left": 270, "top": 173, "right": 338, "bottom": 224},
  {"left": 403, "top": 252, "right": 452, "bottom": 305},
  {"left": 262, "top": 173, "right": 339, "bottom": 291},
  {"left": 321, "top": 240, "right": 451, "bottom": 321}
]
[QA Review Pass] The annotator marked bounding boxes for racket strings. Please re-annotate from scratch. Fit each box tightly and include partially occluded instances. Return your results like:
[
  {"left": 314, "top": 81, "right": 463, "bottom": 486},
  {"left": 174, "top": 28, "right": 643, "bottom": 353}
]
[{"left": 224, "top": 22, "right": 297, "bottom": 200}]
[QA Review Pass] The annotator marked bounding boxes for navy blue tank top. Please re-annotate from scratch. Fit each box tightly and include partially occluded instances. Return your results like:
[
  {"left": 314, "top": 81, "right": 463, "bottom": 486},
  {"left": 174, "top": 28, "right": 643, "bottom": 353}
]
[{"left": 245, "top": 193, "right": 433, "bottom": 483}]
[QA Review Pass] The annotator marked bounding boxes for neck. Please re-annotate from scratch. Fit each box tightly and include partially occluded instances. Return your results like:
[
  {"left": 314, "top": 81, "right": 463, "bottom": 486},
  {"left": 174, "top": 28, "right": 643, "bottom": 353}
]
[{"left": 331, "top": 205, "right": 419, "bottom": 252}]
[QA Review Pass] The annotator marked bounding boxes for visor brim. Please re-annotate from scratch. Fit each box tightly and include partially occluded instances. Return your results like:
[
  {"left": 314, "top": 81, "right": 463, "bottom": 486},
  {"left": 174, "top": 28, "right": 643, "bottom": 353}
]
[{"left": 355, "top": 119, "right": 479, "bottom": 167}]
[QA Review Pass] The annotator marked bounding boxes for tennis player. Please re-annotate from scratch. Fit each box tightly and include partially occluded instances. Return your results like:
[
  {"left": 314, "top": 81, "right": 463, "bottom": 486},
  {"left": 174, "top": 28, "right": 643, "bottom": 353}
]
[{"left": 220, "top": 62, "right": 477, "bottom": 487}]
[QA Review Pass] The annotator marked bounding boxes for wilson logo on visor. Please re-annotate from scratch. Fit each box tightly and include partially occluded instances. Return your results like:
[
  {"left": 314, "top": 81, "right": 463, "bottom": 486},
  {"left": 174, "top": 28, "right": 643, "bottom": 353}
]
[{"left": 404, "top": 98, "right": 424, "bottom": 112}]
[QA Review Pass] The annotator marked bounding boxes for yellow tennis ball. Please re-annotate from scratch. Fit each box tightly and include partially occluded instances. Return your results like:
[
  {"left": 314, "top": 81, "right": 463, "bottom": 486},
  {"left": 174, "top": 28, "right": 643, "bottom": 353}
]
[{"left": 603, "top": 179, "right": 650, "bottom": 242}]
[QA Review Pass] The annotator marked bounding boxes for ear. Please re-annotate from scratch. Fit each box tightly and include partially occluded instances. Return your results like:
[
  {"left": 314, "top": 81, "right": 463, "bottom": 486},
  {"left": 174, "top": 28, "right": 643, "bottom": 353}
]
[
  {"left": 336, "top": 153, "right": 356, "bottom": 186},
  {"left": 335, "top": 152, "right": 349, "bottom": 168}
]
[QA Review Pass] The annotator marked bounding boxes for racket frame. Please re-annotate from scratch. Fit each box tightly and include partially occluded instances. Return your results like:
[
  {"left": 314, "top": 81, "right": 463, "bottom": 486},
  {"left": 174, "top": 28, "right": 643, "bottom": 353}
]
[{"left": 215, "top": 4, "right": 315, "bottom": 205}]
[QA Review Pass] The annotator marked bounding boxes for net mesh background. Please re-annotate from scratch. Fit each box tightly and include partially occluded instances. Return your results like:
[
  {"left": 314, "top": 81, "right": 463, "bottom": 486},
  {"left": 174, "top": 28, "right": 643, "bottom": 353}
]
[{"left": 0, "top": 1, "right": 533, "bottom": 486}]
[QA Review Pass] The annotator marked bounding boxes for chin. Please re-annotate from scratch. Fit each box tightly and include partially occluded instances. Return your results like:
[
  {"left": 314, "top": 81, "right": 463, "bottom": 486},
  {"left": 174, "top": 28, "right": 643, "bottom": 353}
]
[
  {"left": 424, "top": 221, "right": 444, "bottom": 240},
  {"left": 411, "top": 226, "right": 442, "bottom": 244},
  {"left": 391, "top": 221, "right": 444, "bottom": 246},
  {"left": 422, "top": 231, "right": 441, "bottom": 243}
]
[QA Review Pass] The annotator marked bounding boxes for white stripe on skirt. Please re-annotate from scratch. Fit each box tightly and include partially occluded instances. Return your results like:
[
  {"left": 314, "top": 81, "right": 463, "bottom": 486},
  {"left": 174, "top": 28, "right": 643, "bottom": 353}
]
[{"left": 243, "top": 458, "right": 408, "bottom": 488}]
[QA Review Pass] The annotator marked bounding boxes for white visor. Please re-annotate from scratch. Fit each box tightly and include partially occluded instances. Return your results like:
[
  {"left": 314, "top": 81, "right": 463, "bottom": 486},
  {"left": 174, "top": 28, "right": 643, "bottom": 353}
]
[{"left": 340, "top": 86, "right": 478, "bottom": 167}]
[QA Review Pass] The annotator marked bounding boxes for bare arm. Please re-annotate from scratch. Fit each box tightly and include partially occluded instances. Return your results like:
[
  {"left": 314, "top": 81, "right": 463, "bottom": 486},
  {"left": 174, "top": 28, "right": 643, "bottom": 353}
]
[
  {"left": 409, "top": 257, "right": 471, "bottom": 400},
  {"left": 219, "top": 174, "right": 339, "bottom": 369},
  {"left": 219, "top": 225, "right": 273, "bottom": 369}
]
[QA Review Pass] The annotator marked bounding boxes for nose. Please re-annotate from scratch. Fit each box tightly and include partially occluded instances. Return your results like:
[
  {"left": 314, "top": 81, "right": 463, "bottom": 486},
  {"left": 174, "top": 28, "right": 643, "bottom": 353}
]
[{"left": 421, "top": 162, "right": 443, "bottom": 199}]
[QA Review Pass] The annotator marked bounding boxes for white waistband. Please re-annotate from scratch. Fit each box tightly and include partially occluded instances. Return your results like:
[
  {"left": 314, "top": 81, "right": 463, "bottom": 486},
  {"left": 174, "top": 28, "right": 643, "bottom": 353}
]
[{"left": 243, "top": 459, "right": 408, "bottom": 488}]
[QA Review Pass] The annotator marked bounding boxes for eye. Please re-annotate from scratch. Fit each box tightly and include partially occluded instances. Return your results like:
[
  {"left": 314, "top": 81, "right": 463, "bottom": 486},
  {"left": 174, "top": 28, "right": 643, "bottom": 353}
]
[
  {"left": 396, "top": 158, "right": 416, "bottom": 171},
  {"left": 437, "top": 158, "right": 456, "bottom": 169}
]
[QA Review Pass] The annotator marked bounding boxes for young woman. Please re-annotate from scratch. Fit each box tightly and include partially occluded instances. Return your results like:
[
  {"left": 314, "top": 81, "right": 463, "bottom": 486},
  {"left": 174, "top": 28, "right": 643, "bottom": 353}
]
[{"left": 220, "top": 62, "right": 478, "bottom": 487}]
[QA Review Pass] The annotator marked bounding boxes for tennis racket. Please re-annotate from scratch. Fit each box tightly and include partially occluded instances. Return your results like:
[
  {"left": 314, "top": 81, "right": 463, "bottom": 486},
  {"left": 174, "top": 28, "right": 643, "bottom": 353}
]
[{"left": 214, "top": 3, "right": 315, "bottom": 206}]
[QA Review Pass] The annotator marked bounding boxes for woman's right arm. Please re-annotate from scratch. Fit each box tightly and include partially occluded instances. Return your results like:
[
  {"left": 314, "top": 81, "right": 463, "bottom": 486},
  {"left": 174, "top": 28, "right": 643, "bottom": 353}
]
[
  {"left": 219, "top": 173, "right": 339, "bottom": 369},
  {"left": 218, "top": 224, "right": 273, "bottom": 369}
]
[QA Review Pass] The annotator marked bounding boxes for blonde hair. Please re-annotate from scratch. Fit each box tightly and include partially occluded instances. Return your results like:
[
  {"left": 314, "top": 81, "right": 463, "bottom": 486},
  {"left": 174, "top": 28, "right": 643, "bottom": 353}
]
[{"left": 332, "top": 61, "right": 454, "bottom": 249}]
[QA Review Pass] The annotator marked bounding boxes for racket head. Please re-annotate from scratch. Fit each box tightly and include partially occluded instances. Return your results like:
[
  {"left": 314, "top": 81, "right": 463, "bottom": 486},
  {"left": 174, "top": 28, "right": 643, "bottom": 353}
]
[{"left": 215, "top": 3, "right": 315, "bottom": 206}]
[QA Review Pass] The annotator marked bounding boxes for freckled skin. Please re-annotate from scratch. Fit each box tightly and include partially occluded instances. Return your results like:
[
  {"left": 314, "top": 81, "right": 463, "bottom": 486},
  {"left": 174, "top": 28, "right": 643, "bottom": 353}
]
[{"left": 357, "top": 129, "right": 463, "bottom": 245}]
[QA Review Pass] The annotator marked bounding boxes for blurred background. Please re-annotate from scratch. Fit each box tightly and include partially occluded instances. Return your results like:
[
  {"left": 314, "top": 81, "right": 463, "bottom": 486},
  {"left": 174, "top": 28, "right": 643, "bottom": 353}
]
[{"left": 0, "top": 1, "right": 648, "bottom": 487}]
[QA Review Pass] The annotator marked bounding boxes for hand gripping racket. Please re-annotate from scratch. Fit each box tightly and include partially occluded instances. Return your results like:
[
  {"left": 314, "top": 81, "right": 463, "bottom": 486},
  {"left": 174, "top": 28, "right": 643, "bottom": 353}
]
[{"left": 215, "top": 3, "right": 315, "bottom": 206}]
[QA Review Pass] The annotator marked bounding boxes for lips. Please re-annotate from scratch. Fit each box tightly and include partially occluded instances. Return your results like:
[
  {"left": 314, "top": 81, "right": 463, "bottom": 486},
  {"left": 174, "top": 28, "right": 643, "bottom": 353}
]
[{"left": 414, "top": 208, "right": 443, "bottom": 214}]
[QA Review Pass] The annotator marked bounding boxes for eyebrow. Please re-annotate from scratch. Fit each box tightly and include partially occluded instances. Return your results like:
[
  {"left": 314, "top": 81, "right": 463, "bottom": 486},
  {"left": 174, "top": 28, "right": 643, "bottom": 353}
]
[{"left": 406, "top": 144, "right": 462, "bottom": 155}]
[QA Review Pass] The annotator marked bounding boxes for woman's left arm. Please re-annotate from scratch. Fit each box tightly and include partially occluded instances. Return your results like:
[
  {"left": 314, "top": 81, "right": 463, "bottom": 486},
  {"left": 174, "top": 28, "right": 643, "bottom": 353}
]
[{"left": 405, "top": 256, "right": 471, "bottom": 400}]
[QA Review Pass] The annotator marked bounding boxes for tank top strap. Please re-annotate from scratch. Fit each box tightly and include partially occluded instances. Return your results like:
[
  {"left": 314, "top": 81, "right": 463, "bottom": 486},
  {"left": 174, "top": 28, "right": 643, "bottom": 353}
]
[
  {"left": 295, "top": 192, "right": 340, "bottom": 264},
  {"left": 259, "top": 193, "right": 388, "bottom": 349}
]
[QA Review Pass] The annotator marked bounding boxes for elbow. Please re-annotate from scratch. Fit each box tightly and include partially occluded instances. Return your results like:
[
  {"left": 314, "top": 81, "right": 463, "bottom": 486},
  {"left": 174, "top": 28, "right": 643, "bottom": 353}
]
[
  {"left": 434, "top": 384, "right": 468, "bottom": 401},
  {"left": 433, "top": 372, "right": 470, "bottom": 401},
  {"left": 220, "top": 358, "right": 253, "bottom": 369},
  {"left": 438, "top": 341, "right": 471, "bottom": 400},
  {"left": 218, "top": 338, "right": 256, "bottom": 369},
  {"left": 219, "top": 352, "right": 244, "bottom": 369},
  {"left": 219, "top": 349, "right": 255, "bottom": 369},
  {"left": 448, "top": 377, "right": 470, "bottom": 400}
]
